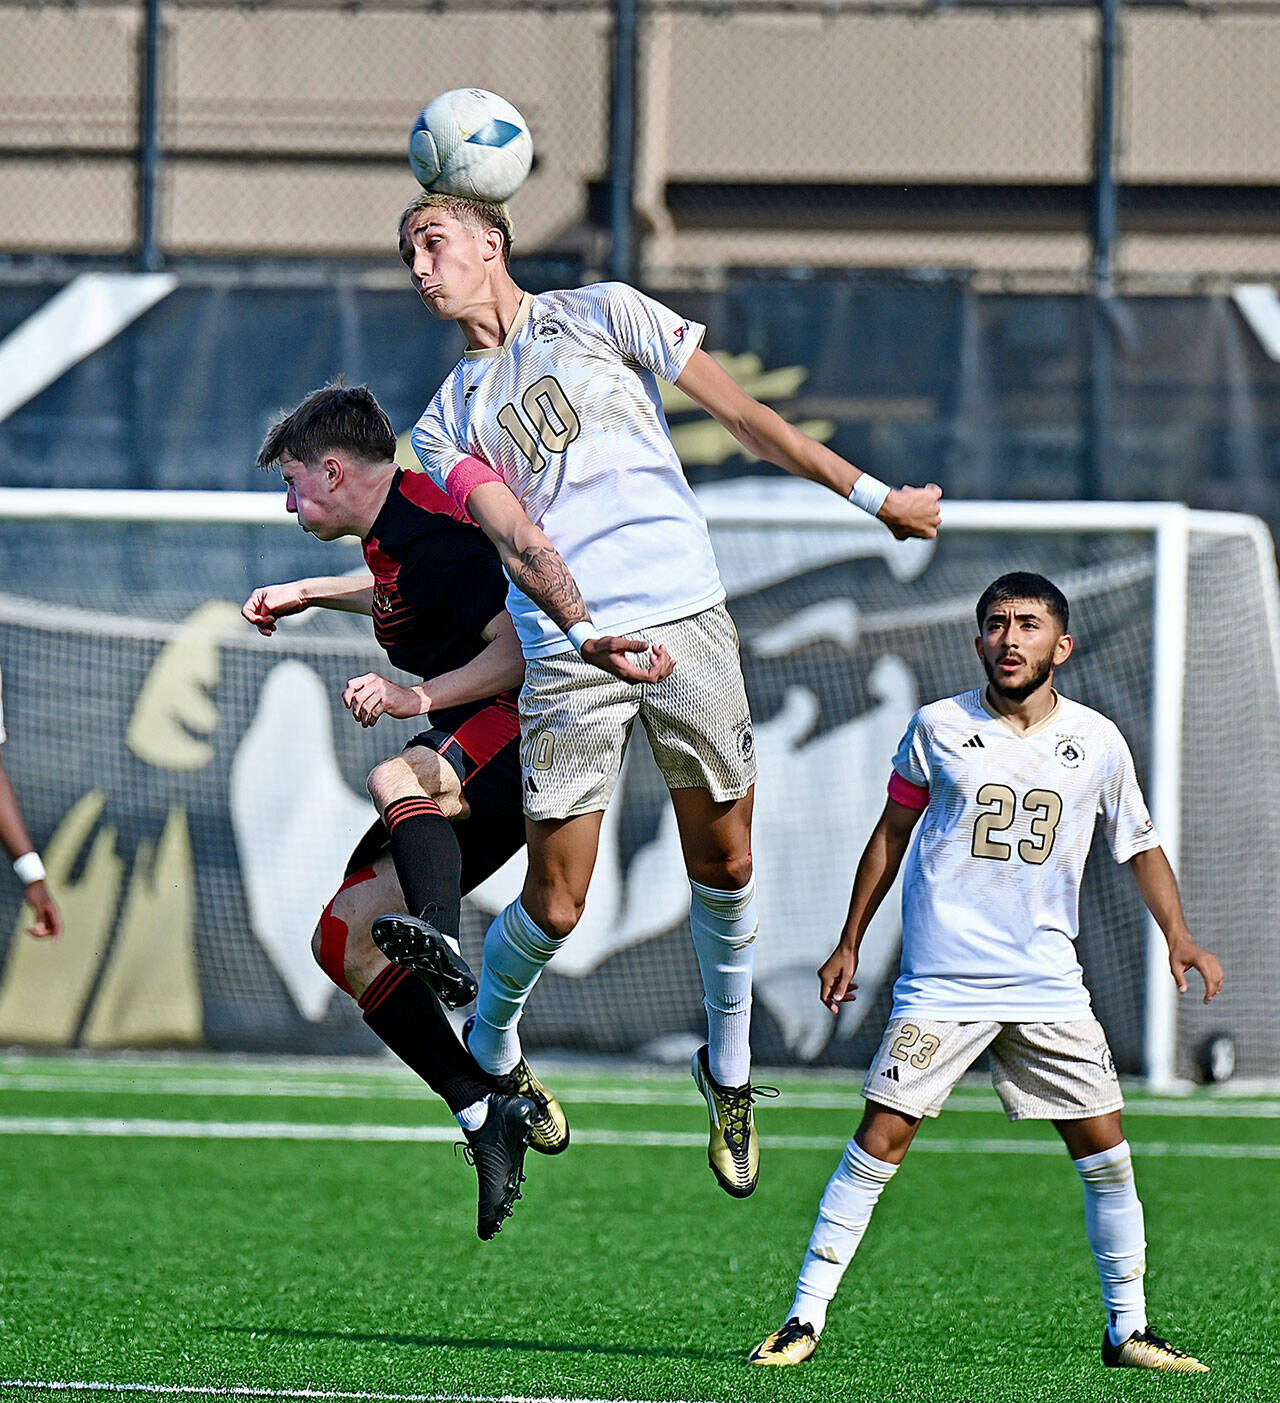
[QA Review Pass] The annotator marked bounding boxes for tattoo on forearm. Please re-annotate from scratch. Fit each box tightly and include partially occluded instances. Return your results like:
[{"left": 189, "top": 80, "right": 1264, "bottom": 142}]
[{"left": 513, "top": 544, "right": 588, "bottom": 630}]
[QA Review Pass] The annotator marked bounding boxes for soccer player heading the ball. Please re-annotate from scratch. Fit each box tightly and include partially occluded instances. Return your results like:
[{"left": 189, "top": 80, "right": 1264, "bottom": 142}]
[
  {"left": 749, "top": 572, "right": 1222, "bottom": 1371},
  {"left": 245, "top": 382, "right": 567, "bottom": 1241},
  {"left": 395, "top": 191, "right": 942, "bottom": 1198}
]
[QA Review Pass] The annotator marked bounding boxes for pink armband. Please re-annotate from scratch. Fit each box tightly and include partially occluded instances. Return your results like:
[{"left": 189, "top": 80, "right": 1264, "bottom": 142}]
[
  {"left": 887, "top": 770, "right": 929, "bottom": 811},
  {"left": 445, "top": 455, "right": 505, "bottom": 518}
]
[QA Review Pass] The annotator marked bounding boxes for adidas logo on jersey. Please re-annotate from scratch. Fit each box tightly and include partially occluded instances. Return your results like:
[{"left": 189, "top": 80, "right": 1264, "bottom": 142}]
[
  {"left": 962, "top": 735, "right": 985, "bottom": 749},
  {"left": 879, "top": 1065, "right": 900, "bottom": 1082}
]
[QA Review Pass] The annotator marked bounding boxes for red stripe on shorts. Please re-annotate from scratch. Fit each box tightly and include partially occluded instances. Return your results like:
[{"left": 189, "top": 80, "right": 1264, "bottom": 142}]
[{"left": 438, "top": 695, "right": 520, "bottom": 780}]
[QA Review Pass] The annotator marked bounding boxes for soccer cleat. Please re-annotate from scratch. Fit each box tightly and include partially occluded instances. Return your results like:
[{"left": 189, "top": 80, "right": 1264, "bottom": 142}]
[
  {"left": 691, "top": 1043, "right": 777, "bottom": 1198},
  {"left": 1102, "top": 1326, "right": 1209, "bottom": 1373},
  {"left": 464, "top": 1015, "right": 569, "bottom": 1155},
  {"left": 371, "top": 912, "right": 477, "bottom": 1009},
  {"left": 747, "top": 1317, "right": 820, "bottom": 1366},
  {"left": 457, "top": 1091, "right": 536, "bottom": 1240}
]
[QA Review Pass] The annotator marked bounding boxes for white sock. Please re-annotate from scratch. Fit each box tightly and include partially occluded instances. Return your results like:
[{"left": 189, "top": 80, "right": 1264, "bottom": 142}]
[
  {"left": 688, "top": 875, "right": 757, "bottom": 1087},
  {"left": 789, "top": 1137, "right": 898, "bottom": 1335},
  {"left": 454, "top": 1095, "right": 489, "bottom": 1133},
  {"left": 1074, "top": 1140, "right": 1148, "bottom": 1345},
  {"left": 468, "top": 899, "right": 565, "bottom": 1076}
]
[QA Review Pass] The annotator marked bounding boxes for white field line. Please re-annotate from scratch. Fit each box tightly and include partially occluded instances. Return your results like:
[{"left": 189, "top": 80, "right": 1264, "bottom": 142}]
[
  {"left": 0, "top": 1116, "right": 1276, "bottom": 1159},
  {"left": 1, "top": 1073, "right": 1279, "bottom": 1118},
  {"left": 0, "top": 1385, "right": 713, "bottom": 1403}
]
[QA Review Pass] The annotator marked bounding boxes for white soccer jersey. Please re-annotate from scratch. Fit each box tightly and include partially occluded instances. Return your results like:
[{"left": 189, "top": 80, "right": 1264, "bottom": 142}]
[
  {"left": 411, "top": 282, "right": 726, "bottom": 658},
  {"left": 0, "top": 663, "right": 6, "bottom": 744},
  {"left": 889, "top": 688, "right": 1160, "bottom": 1021}
]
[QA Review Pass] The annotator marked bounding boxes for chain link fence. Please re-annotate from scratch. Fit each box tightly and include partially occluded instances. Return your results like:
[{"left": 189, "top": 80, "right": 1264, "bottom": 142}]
[{"left": 1, "top": 0, "right": 1279, "bottom": 285}]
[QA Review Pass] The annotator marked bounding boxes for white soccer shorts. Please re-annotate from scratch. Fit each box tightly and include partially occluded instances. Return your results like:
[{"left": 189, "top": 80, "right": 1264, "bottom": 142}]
[
  {"left": 518, "top": 602, "right": 756, "bottom": 822},
  {"left": 862, "top": 1016, "right": 1125, "bottom": 1121}
]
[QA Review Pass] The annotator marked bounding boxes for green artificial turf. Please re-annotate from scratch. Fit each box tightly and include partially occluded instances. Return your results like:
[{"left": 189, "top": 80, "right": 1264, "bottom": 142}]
[{"left": 0, "top": 1054, "right": 1276, "bottom": 1403}]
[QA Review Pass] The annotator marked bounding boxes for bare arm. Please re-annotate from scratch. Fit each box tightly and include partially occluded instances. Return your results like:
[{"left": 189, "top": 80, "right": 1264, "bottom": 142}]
[
  {"left": 242, "top": 573, "right": 375, "bottom": 635},
  {"left": 0, "top": 756, "right": 62, "bottom": 941},
  {"left": 464, "top": 480, "right": 673, "bottom": 683},
  {"left": 818, "top": 797, "right": 923, "bottom": 1013},
  {"left": 342, "top": 610, "right": 526, "bottom": 727},
  {"left": 675, "top": 348, "right": 942, "bottom": 541},
  {"left": 1128, "top": 846, "right": 1223, "bottom": 1003}
]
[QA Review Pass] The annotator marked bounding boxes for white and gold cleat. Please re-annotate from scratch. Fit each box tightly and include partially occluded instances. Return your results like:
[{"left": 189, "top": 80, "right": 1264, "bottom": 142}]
[
  {"left": 748, "top": 1317, "right": 820, "bottom": 1366},
  {"left": 1102, "top": 1326, "right": 1209, "bottom": 1373},
  {"left": 690, "top": 1044, "right": 777, "bottom": 1198}
]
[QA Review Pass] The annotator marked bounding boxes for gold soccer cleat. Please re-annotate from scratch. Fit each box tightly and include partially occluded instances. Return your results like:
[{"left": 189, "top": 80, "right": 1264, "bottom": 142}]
[
  {"left": 748, "top": 1318, "right": 820, "bottom": 1366},
  {"left": 1102, "top": 1326, "right": 1209, "bottom": 1373},
  {"left": 691, "top": 1044, "right": 777, "bottom": 1197},
  {"left": 465, "top": 1015, "right": 569, "bottom": 1155}
]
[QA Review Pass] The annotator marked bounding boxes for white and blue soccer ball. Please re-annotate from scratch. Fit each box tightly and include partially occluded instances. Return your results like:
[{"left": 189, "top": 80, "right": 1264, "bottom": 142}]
[{"left": 408, "top": 88, "right": 533, "bottom": 204}]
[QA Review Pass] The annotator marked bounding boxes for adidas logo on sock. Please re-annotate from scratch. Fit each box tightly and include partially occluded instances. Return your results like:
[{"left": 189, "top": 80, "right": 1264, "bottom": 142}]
[
  {"left": 962, "top": 735, "right": 985, "bottom": 749},
  {"left": 879, "top": 1064, "right": 900, "bottom": 1081}
]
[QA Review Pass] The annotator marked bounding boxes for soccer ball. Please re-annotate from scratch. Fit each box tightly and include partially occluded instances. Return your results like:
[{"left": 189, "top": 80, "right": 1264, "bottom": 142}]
[{"left": 408, "top": 88, "right": 534, "bottom": 204}]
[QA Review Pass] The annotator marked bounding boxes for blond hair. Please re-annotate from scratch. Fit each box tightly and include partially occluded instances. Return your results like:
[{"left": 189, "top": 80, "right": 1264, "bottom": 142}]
[{"left": 397, "top": 191, "right": 514, "bottom": 266}]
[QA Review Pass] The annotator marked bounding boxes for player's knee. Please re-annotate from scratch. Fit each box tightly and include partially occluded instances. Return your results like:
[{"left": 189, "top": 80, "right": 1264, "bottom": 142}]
[
  {"left": 525, "top": 891, "right": 584, "bottom": 942},
  {"left": 365, "top": 758, "right": 400, "bottom": 813},
  {"left": 689, "top": 851, "right": 754, "bottom": 892}
]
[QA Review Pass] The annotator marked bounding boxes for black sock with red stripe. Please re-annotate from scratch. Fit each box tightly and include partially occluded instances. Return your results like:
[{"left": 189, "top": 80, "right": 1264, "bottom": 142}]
[
  {"left": 383, "top": 794, "right": 463, "bottom": 938},
  {"left": 358, "top": 964, "right": 493, "bottom": 1114}
]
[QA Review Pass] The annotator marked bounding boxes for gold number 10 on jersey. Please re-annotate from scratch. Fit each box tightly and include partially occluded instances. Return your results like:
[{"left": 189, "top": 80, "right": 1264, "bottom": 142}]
[
  {"left": 497, "top": 375, "right": 581, "bottom": 473},
  {"left": 970, "top": 783, "right": 1064, "bottom": 865}
]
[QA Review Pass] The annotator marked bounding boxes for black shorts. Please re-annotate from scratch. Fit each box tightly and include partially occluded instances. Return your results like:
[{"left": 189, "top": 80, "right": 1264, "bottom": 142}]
[{"left": 343, "top": 694, "right": 525, "bottom": 893}]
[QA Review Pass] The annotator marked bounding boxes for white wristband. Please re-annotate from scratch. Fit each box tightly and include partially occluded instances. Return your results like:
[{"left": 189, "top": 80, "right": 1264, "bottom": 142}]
[
  {"left": 13, "top": 852, "right": 45, "bottom": 886},
  {"left": 566, "top": 621, "right": 596, "bottom": 654},
  {"left": 848, "top": 473, "right": 892, "bottom": 518}
]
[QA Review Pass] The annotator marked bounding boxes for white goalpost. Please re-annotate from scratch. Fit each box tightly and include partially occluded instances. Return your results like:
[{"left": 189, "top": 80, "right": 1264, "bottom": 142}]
[{"left": 0, "top": 484, "right": 1276, "bottom": 1086}]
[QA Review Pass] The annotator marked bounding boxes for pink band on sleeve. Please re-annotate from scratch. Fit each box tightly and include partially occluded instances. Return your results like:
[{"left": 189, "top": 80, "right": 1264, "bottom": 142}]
[
  {"left": 446, "top": 455, "right": 505, "bottom": 517},
  {"left": 888, "top": 770, "right": 930, "bottom": 811}
]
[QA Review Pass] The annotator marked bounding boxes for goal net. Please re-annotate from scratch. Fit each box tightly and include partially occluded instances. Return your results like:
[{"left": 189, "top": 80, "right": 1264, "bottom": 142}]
[{"left": 0, "top": 483, "right": 1275, "bottom": 1085}]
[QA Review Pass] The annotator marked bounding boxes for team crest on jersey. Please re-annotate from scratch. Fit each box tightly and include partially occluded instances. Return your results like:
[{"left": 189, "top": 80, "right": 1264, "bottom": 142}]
[
  {"left": 1055, "top": 736, "right": 1085, "bottom": 768},
  {"left": 372, "top": 584, "right": 395, "bottom": 614},
  {"left": 534, "top": 317, "right": 565, "bottom": 340},
  {"left": 736, "top": 721, "right": 755, "bottom": 761}
]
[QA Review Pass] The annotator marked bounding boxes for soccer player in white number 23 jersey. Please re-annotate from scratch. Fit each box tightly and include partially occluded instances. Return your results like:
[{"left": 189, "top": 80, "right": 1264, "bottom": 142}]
[
  {"left": 398, "top": 191, "right": 942, "bottom": 1199},
  {"left": 749, "top": 572, "right": 1223, "bottom": 1374}
]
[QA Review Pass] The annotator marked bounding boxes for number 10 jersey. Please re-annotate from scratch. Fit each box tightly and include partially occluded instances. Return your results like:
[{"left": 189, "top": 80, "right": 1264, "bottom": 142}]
[
  {"left": 411, "top": 282, "right": 726, "bottom": 659},
  {"left": 889, "top": 688, "right": 1160, "bottom": 1021}
]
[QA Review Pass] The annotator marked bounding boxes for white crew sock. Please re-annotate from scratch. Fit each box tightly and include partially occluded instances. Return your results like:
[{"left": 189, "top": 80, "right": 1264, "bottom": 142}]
[
  {"left": 789, "top": 1137, "right": 899, "bottom": 1335},
  {"left": 1074, "top": 1140, "right": 1148, "bottom": 1345},
  {"left": 467, "top": 899, "right": 566, "bottom": 1076},
  {"left": 688, "top": 875, "right": 757, "bottom": 1088},
  {"left": 454, "top": 1095, "right": 489, "bottom": 1133}
]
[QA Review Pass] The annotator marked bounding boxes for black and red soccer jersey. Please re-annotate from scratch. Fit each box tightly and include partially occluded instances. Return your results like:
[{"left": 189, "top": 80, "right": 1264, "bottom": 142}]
[{"left": 362, "top": 468, "right": 511, "bottom": 731}]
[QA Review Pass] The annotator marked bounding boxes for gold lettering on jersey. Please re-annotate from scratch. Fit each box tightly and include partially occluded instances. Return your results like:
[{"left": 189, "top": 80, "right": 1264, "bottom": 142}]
[
  {"left": 1019, "top": 789, "right": 1064, "bottom": 865},
  {"left": 971, "top": 783, "right": 1064, "bottom": 865},
  {"left": 497, "top": 375, "right": 581, "bottom": 475},
  {"left": 972, "top": 783, "right": 1017, "bottom": 860}
]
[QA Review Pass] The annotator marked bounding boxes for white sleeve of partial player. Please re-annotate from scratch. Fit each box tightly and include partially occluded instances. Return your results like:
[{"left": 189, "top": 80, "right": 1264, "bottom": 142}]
[
  {"left": 1100, "top": 726, "right": 1160, "bottom": 863},
  {"left": 410, "top": 399, "right": 469, "bottom": 495},
  {"left": 891, "top": 711, "right": 931, "bottom": 790},
  {"left": 0, "top": 664, "right": 6, "bottom": 745},
  {"left": 595, "top": 283, "right": 705, "bottom": 384}
]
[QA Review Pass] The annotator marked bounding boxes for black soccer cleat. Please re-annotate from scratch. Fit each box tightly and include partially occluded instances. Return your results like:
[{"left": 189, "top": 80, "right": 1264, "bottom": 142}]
[
  {"left": 1102, "top": 1325, "right": 1209, "bottom": 1373},
  {"left": 371, "top": 912, "right": 477, "bottom": 1009},
  {"left": 457, "top": 1091, "right": 536, "bottom": 1241},
  {"left": 464, "top": 1014, "right": 570, "bottom": 1155}
]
